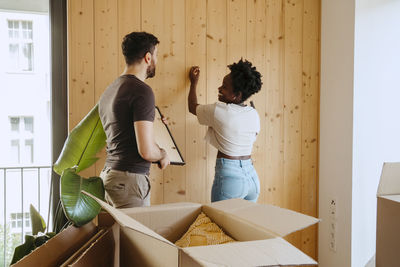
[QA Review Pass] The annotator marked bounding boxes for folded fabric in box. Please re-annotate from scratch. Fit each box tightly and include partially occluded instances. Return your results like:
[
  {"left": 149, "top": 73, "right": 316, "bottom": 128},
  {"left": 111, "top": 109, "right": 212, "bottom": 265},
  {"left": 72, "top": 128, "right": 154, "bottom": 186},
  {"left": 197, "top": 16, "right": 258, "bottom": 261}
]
[{"left": 175, "top": 212, "right": 235, "bottom": 247}]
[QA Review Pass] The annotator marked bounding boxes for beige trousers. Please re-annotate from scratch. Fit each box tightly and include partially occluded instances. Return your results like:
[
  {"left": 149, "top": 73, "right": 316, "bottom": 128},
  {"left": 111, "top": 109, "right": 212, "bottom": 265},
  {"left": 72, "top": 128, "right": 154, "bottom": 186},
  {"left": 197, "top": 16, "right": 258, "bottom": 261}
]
[{"left": 100, "top": 167, "right": 151, "bottom": 208}]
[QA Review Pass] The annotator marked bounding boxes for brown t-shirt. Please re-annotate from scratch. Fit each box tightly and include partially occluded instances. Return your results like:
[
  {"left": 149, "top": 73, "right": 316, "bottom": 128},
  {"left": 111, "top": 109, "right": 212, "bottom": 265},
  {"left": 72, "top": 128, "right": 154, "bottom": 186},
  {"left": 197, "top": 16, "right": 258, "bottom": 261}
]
[{"left": 98, "top": 74, "right": 155, "bottom": 174}]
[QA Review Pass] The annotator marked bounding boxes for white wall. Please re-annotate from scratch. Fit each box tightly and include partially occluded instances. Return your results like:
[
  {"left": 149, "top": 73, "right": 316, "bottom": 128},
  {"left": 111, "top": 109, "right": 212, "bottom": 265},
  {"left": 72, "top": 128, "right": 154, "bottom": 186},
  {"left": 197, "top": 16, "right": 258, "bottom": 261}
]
[
  {"left": 0, "top": 11, "right": 50, "bottom": 167},
  {"left": 0, "top": 0, "right": 48, "bottom": 13},
  {"left": 352, "top": 0, "right": 400, "bottom": 266},
  {"left": 319, "top": 0, "right": 355, "bottom": 266}
]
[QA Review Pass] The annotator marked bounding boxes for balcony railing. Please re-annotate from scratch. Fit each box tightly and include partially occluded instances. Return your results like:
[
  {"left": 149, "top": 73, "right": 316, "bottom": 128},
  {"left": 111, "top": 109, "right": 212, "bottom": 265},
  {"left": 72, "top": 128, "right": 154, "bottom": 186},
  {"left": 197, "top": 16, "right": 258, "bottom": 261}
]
[{"left": 0, "top": 165, "right": 51, "bottom": 267}]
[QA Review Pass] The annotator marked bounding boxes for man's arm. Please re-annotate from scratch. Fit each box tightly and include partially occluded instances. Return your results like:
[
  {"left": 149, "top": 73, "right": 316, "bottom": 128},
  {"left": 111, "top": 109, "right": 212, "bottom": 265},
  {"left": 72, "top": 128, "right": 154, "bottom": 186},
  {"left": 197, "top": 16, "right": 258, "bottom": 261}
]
[
  {"left": 134, "top": 120, "right": 169, "bottom": 168},
  {"left": 188, "top": 66, "right": 200, "bottom": 115}
]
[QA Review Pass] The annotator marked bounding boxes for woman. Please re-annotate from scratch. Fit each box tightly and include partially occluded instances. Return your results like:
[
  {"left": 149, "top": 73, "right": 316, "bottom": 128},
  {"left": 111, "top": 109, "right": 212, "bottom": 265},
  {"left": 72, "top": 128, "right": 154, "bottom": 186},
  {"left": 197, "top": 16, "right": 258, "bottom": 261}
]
[{"left": 188, "top": 59, "right": 262, "bottom": 202}]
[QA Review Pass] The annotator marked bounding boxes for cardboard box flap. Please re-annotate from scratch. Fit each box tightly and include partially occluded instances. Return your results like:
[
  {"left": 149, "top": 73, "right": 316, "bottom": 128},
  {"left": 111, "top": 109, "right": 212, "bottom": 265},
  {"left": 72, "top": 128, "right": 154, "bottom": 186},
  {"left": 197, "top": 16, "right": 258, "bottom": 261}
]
[
  {"left": 11, "top": 222, "right": 97, "bottom": 267},
  {"left": 380, "top": 194, "right": 400, "bottom": 203},
  {"left": 182, "top": 237, "right": 317, "bottom": 266},
  {"left": 121, "top": 201, "right": 201, "bottom": 213},
  {"left": 83, "top": 191, "right": 176, "bottom": 248},
  {"left": 206, "top": 199, "right": 319, "bottom": 237},
  {"left": 377, "top": 162, "right": 400, "bottom": 196}
]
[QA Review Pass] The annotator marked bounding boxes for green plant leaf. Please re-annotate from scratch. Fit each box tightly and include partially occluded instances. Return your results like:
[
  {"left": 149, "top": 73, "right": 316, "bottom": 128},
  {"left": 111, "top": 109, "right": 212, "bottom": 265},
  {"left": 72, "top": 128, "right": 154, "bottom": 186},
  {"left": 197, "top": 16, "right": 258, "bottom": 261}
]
[
  {"left": 53, "top": 103, "right": 106, "bottom": 175},
  {"left": 11, "top": 235, "right": 35, "bottom": 265},
  {"left": 52, "top": 199, "right": 70, "bottom": 233},
  {"left": 34, "top": 234, "right": 52, "bottom": 247},
  {"left": 60, "top": 168, "right": 105, "bottom": 227},
  {"left": 30, "top": 204, "right": 46, "bottom": 235},
  {"left": 11, "top": 233, "right": 55, "bottom": 265}
]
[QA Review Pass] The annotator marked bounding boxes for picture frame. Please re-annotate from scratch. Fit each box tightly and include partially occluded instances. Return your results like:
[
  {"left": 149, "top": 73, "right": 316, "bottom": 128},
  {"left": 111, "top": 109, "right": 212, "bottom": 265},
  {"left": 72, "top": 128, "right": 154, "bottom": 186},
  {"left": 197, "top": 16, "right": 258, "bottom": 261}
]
[{"left": 153, "top": 106, "right": 185, "bottom": 165}]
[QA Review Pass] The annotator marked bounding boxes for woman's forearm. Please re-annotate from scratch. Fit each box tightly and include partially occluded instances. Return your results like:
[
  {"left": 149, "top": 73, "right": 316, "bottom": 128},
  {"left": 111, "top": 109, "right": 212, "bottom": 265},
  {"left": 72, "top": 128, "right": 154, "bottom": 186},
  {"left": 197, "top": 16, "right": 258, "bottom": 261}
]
[{"left": 188, "top": 82, "right": 198, "bottom": 115}]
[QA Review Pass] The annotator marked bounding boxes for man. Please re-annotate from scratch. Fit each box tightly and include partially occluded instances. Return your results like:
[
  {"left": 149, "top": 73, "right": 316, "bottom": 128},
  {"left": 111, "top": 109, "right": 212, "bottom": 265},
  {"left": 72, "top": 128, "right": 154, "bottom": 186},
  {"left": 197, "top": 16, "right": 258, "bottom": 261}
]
[{"left": 98, "top": 32, "right": 170, "bottom": 208}]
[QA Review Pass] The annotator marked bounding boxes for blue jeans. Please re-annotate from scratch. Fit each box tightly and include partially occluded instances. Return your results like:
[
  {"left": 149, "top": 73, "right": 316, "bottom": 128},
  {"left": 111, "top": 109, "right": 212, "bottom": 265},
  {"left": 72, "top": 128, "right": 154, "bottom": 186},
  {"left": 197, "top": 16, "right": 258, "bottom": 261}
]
[{"left": 211, "top": 158, "right": 260, "bottom": 202}]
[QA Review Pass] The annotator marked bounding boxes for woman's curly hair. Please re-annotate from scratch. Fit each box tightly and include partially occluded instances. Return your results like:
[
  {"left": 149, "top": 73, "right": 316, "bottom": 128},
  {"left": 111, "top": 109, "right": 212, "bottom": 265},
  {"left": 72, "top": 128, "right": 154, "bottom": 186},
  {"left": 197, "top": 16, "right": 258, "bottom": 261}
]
[{"left": 228, "top": 59, "right": 262, "bottom": 102}]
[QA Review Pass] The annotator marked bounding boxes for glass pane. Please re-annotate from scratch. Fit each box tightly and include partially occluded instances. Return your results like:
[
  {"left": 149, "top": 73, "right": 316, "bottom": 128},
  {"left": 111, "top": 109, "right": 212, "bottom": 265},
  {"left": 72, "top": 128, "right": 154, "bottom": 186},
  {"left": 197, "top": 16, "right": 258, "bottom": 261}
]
[
  {"left": 11, "top": 140, "right": 20, "bottom": 163},
  {"left": 23, "top": 139, "right": 33, "bottom": 164},
  {"left": 8, "top": 20, "right": 12, "bottom": 28},
  {"left": 13, "top": 21, "right": 19, "bottom": 39},
  {"left": 11, "top": 213, "right": 16, "bottom": 219},
  {"left": 10, "top": 117, "right": 20, "bottom": 131},
  {"left": 16, "top": 213, "right": 22, "bottom": 219},
  {"left": 8, "top": 44, "right": 19, "bottom": 70},
  {"left": 17, "top": 221, "right": 22, "bottom": 227},
  {"left": 24, "top": 117, "right": 33, "bottom": 133},
  {"left": 22, "top": 43, "right": 33, "bottom": 71},
  {"left": 21, "top": 21, "right": 33, "bottom": 40}
]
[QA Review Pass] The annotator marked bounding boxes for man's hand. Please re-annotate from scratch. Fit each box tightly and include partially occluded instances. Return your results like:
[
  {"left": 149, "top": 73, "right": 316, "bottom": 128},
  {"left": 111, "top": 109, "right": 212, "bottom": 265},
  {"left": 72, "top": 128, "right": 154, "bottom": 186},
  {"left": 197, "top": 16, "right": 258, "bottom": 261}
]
[
  {"left": 189, "top": 66, "right": 200, "bottom": 84},
  {"left": 161, "top": 116, "right": 168, "bottom": 125},
  {"left": 157, "top": 148, "right": 170, "bottom": 170}
]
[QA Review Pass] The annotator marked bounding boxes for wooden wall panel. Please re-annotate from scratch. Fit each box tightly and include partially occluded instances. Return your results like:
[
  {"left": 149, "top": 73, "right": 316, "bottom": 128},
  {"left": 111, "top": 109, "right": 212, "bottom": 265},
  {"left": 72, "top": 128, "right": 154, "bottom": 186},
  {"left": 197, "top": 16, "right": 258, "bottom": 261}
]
[
  {"left": 94, "top": 0, "right": 118, "bottom": 176},
  {"left": 185, "top": 0, "right": 207, "bottom": 203},
  {"left": 265, "top": 0, "right": 285, "bottom": 208},
  {"left": 159, "top": 0, "right": 186, "bottom": 204},
  {"left": 117, "top": 0, "right": 141, "bottom": 73},
  {"left": 246, "top": 0, "right": 267, "bottom": 203},
  {"left": 141, "top": 0, "right": 166, "bottom": 204},
  {"left": 67, "top": 0, "right": 320, "bottom": 259},
  {"left": 301, "top": 0, "right": 320, "bottom": 257},
  {"left": 283, "top": 0, "right": 304, "bottom": 246},
  {"left": 68, "top": 0, "right": 95, "bottom": 178},
  {"left": 206, "top": 0, "right": 226, "bottom": 202}
]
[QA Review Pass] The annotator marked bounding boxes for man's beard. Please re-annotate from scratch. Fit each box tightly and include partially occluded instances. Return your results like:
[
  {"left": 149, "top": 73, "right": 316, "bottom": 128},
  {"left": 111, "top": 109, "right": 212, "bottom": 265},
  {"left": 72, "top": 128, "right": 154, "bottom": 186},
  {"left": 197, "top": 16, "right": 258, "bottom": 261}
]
[{"left": 146, "top": 61, "right": 156, "bottom": 78}]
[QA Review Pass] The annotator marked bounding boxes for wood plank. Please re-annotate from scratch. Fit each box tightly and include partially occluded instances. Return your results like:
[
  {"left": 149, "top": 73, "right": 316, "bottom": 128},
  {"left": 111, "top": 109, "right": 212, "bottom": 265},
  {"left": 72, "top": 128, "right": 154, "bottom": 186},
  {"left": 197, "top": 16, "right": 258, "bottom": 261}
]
[
  {"left": 160, "top": 0, "right": 186, "bottom": 203},
  {"left": 283, "top": 0, "right": 304, "bottom": 248},
  {"left": 185, "top": 0, "right": 207, "bottom": 203},
  {"left": 94, "top": 0, "right": 118, "bottom": 177},
  {"left": 227, "top": 0, "right": 247, "bottom": 63},
  {"left": 141, "top": 0, "right": 165, "bottom": 204},
  {"left": 117, "top": 0, "right": 141, "bottom": 73},
  {"left": 265, "top": 0, "right": 285, "bottom": 207},
  {"left": 68, "top": 0, "right": 96, "bottom": 178},
  {"left": 246, "top": 0, "right": 267, "bottom": 204},
  {"left": 206, "top": 0, "right": 228, "bottom": 203},
  {"left": 300, "top": 0, "right": 320, "bottom": 259}
]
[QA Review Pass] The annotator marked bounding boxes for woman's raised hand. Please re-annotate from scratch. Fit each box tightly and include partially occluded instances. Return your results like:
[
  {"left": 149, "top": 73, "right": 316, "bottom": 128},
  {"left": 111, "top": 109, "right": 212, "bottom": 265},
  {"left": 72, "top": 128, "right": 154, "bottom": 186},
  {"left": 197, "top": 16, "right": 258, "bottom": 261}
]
[{"left": 189, "top": 66, "right": 200, "bottom": 84}]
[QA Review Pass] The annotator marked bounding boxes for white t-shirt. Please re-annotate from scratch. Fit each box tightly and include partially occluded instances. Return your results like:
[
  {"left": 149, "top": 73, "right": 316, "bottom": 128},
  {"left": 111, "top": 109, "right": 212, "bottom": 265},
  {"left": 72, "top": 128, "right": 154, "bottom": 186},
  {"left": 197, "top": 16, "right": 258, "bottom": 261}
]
[{"left": 196, "top": 102, "right": 260, "bottom": 156}]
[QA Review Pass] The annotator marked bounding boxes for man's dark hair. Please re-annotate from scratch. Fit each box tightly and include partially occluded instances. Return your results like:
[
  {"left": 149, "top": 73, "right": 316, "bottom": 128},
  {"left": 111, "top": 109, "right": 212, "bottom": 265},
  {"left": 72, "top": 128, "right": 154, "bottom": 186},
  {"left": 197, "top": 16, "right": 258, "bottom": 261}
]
[
  {"left": 228, "top": 59, "right": 262, "bottom": 102},
  {"left": 122, "top": 32, "right": 160, "bottom": 65}
]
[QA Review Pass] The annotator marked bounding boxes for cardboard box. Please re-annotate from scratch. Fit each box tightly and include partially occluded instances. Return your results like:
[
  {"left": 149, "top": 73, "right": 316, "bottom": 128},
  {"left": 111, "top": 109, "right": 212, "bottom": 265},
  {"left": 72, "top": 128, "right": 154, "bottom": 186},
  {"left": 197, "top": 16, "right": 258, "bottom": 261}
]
[
  {"left": 12, "top": 195, "right": 319, "bottom": 267},
  {"left": 93, "top": 195, "right": 319, "bottom": 267},
  {"left": 11, "top": 215, "right": 119, "bottom": 267},
  {"left": 376, "top": 162, "right": 400, "bottom": 267}
]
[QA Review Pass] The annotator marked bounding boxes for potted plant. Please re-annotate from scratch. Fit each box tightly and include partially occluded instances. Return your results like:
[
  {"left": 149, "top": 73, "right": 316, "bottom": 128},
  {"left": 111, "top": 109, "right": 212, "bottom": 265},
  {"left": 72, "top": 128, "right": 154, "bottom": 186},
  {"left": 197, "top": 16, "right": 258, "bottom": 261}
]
[{"left": 11, "top": 104, "right": 107, "bottom": 264}]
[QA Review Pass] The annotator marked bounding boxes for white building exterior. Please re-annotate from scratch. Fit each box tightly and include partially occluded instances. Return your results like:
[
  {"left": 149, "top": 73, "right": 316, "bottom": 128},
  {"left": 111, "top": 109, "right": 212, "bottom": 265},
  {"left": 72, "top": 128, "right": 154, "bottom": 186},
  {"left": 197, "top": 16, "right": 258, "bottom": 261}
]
[{"left": 0, "top": 9, "right": 51, "bottom": 265}]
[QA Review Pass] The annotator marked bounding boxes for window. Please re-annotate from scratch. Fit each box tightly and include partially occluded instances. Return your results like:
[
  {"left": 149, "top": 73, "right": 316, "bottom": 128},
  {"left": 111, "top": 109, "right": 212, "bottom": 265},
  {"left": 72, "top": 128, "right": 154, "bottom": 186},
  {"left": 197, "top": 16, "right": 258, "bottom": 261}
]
[
  {"left": 10, "top": 212, "right": 30, "bottom": 230},
  {"left": 10, "top": 139, "right": 20, "bottom": 163},
  {"left": 7, "top": 20, "right": 34, "bottom": 72},
  {"left": 9, "top": 116, "right": 34, "bottom": 164},
  {"left": 10, "top": 117, "right": 20, "bottom": 132}
]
